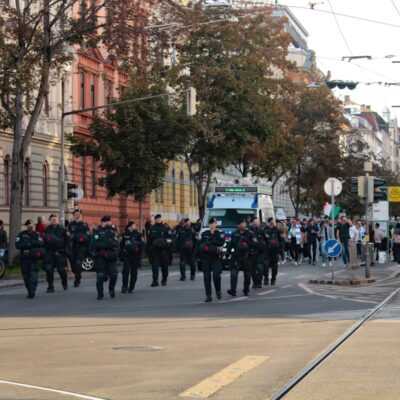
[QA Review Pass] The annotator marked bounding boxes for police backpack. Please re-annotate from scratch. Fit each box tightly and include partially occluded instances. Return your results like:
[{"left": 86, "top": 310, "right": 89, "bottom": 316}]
[
  {"left": 181, "top": 239, "right": 194, "bottom": 254},
  {"left": 15, "top": 234, "right": 31, "bottom": 250},
  {"left": 153, "top": 238, "right": 167, "bottom": 251},
  {"left": 197, "top": 242, "right": 218, "bottom": 257},
  {"left": 236, "top": 236, "right": 250, "bottom": 254},
  {"left": 44, "top": 233, "right": 64, "bottom": 249},
  {"left": 29, "top": 247, "right": 46, "bottom": 260},
  {"left": 125, "top": 240, "right": 143, "bottom": 256},
  {"left": 269, "top": 232, "right": 281, "bottom": 253},
  {"left": 73, "top": 233, "right": 89, "bottom": 246}
]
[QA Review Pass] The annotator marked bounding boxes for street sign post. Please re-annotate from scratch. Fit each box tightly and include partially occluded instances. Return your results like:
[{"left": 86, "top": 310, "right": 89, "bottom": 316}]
[{"left": 324, "top": 178, "right": 342, "bottom": 280}]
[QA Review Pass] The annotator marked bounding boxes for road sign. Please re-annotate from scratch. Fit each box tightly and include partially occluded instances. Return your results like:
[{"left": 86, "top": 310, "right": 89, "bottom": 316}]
[
  {"left": 324, "top": 178, "right": 342, "bottom": 196},
  {"left": 373, "top": 201, "right": 389, "bottom": 221},
  {"left": 388, "top": 186, "right": 400, "bottom": 202},
  {"left": 323, "top": 239, "right": 342, "bottom": 258}
]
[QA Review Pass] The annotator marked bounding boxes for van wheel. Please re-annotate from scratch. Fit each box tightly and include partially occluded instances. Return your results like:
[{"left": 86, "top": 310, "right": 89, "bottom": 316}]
[{"left": 81, "top": 257, "right": 94, "bottom": 271}]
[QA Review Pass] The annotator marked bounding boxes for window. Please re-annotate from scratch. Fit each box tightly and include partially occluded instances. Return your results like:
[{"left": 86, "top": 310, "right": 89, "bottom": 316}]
[
  {"left": 180, "top": 171, "right": 185, "bottom": 213},
  {"left": 4, "top": 156, "right": 10, "bottom": 205},
  {"left": 80, "top": 71, "right": 85, "bottom": 110},
  {"left": 43, "top": 162, "right": 49, "bottom": 207},
  {"left": 90, "top": 157, "right": 96, "bottom": 197},
  {"left": 189, "top": 179, "right": 194, "bottom": 206},
  {"left": 155, "top": 188, "right": 159, "bottom": 203},
  {"left": 160, "top": 182, "right": 164, "bottom": 204},
  {"left": 90, "top": 75, "right": 96, "bottom": 114},
  {"left": 24, "top": 159, "right": 30, "bottom": 206},
  {"left": 81, "top": 156, "right": 86, "bottom": 195},
  {"left": 105, "top": 79, "right": 112, "bottom": 117},
  {"left": 172, "top": 169, "right": 176, "bottom": 204}
]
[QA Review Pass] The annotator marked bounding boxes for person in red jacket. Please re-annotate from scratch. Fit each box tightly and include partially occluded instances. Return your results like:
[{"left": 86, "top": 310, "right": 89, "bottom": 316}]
[{"left": 35, "top": 216, "right": 46, "bottom": 236}]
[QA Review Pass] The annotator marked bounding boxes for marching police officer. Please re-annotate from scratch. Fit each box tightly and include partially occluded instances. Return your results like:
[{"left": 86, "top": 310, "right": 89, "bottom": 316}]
[
  {"left": 227, "top": 219, "right": 255, "bottom": 297},
  {"left": 90, "top": 215, "right": 119, "bottom": 300},
  {"left": 146, "top": 214, "right": 172, "bottom": 287},
  {"left": 43, "top": 214, "right": 68, "bottom": 293},
  {"left": 175, "top": 218, "right": 197, "bottom": 281},
  {"left": 264, "top": 217, "right": 284, "bottom": 285},
  {"left": 120, "top": 220, "right": 143, "bottom": 293},
  {"left": 249, "top": 217, "right": 267, "bottom": 289},
  {"left": 198, "top": 217, "right": 225, "bottom": 302},
  {"left": 68, "top": 209, "right": 91, "bottom": 287},
  {"left": 15, "top": 219, "right": 45, "bottom": 298}
]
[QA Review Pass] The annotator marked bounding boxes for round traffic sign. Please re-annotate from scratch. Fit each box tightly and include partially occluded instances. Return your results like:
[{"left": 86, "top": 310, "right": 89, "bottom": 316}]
[
  {"left": 324, "top": 178, "right": 342, "bottom": 196},
  {"left": 323, "top": 239, "right": 342, "bottom": 258}
]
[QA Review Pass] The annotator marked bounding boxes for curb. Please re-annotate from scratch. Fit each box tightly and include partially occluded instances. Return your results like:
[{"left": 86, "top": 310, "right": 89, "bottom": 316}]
[{"left": 309, "top": 278, "right": 376, "bottom": 286}]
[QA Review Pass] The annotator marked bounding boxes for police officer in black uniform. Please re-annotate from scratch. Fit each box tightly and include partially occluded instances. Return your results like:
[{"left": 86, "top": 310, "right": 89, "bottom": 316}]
[
  {"left": 68, "top": 209, "right": 91, "bottom": 287},
  {"left": 15, "top": 219, "right": 45, "bottom": 298},
  {"left": 249, "top": 216, "right": 267, "bottom": 289},
  {"left": 227, "top": 219, "right": 255, "bottom": 297},
  {"left": 90, "top": 215, "right": 119, "bottom": 300},
  {"left": 175, "top": 218, "right": 197, "bottom": 281},
  {"left": 198, "top": 217, "right": 225, "bottom": 302},
  {"left": 43, "top": 214, "right": 68, "bottom": 293},
  {"left": 146, "top": 214, "right": 172, "bottom": 287},
  {"left": 120, "top": 220, "right": 143, "bottom": 293},
  {"left": 265, "top": 217, "right": 284, "bottom": 285}
]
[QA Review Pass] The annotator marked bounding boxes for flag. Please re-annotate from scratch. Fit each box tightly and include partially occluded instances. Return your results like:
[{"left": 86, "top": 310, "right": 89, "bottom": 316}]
[{"left": 323, "top": 202, "right": 340, "bottom": 218}]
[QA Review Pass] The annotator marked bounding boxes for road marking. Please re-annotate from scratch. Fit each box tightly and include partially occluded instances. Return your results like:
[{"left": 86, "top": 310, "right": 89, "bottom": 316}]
[
  {"left": 281, "top": 285, "right": 292, "bottom": 289},
  {"left": 179, "top": 355, "right": 268, "bottom": 398},
  {"left": 257, "top": 289, "right": 276, "bottom": 296},
  {"left": 298, "top": 282, "right": 337, "bottom": 299},
  {"left": 0, "top": 380, "right": 106, "bottom": 400}
]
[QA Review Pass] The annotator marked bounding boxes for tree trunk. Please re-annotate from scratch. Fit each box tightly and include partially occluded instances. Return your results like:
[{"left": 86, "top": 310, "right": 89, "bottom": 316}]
[{"left": 138, "top": 200, "right": 143, "bottom": 232}]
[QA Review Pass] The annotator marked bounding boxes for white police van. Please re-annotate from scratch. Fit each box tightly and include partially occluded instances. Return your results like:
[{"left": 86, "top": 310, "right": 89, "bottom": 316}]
[{"left": 201, "top": 186, "right": 275, "bottom": 264}]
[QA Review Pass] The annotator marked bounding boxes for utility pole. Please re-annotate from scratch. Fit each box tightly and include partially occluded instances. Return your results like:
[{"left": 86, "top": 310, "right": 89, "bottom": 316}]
[
  {"left": 60, "top": 77, "right": 66, "bottom": 226},
  {"left": 364, "top": 161, "right": 373, "bottom": 278}
]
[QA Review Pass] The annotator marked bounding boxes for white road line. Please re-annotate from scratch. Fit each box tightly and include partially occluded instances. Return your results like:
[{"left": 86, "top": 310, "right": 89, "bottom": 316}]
[
  {"left": 298, "top": 282, "right": 337, "bottom": 299},
  {"left": 257, "top": 290, "right": 276, "bottom": 296},
  {"left": 281, "top": 285, "right": 292, "bottom": 289},
  {"left": 0, "top": 380, "right": 106, "bottom": 400}
]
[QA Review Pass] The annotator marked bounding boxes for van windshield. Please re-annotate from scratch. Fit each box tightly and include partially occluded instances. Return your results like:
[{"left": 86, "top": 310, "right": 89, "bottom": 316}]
[{"left": 207, "top": 209, "right": 257, "bottom": 228}]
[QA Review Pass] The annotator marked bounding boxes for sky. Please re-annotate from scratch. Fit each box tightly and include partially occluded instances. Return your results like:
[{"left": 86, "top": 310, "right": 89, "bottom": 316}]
[{"left": 282, "top": 0, "right": 400, "bottom": 120}]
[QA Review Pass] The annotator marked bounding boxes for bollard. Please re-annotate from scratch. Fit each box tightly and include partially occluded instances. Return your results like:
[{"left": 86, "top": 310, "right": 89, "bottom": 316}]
[{"left": 365, "top": 242, "right": 371, "bottom": 278}]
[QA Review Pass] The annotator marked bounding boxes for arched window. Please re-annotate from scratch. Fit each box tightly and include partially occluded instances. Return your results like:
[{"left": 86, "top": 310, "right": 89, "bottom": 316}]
[
  {"left": 24, "top": 158, "right": 31, "bottom": 206},
  {"left": 43, "top": 161, "right": 49, "bottom": 207},
  {"left": 90, "top": 157, "right": 96, "bottom": 198},
  {"left": 171, "top": 169, "right": 176, "bottom": 205},
  {"left": 180, "top": 171, "right": 185, "bottom": 214},
  {"left": 81, "top": 156, "right": 86, "bottom": 195},
  {"left": 4, "top": 156, "right": 10, "bottom": 205}
]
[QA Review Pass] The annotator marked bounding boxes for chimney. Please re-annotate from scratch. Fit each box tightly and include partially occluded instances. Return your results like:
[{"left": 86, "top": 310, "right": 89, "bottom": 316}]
[
  {"left": 344, "top": 95, "right": 350, "bottom": 103},
  {"left": 366, "top": 105, "right": 371, "bottom": 110}
]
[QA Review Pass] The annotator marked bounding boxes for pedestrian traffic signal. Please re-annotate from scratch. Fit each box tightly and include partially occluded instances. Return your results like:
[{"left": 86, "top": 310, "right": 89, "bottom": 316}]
[
  {"left": 351, "top": 177, "right": 365, "bottom": 197},
  {"left": 367, "top": 177, "right": 386, "bottom": 202},
  {"left": 326, "top": 80, "right": 358, "bottom": 90},
  {"left": 63, "top": 181, "right": 78, "bottom": 201}
]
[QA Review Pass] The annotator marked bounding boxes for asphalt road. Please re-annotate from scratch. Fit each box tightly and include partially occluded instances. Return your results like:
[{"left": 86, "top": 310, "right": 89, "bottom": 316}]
[{"left": 0, "top": 262, "right": 399, "bottom": 400}]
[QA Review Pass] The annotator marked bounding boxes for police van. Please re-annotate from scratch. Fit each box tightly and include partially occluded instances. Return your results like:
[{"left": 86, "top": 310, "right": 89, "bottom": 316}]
[{"left": 201, "top": 186, "right": 275, "bottom": 264}]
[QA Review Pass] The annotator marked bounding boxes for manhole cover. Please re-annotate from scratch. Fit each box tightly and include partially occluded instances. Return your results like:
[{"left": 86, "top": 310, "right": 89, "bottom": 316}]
[{"left": 112, "top": 346, "right": 165, "bottom": 352}]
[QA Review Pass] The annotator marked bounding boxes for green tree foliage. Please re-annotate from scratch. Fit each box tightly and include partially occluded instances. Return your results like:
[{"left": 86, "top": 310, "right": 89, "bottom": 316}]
[{"left": 69, "top": 73, "right": 188, "bottom": 203}]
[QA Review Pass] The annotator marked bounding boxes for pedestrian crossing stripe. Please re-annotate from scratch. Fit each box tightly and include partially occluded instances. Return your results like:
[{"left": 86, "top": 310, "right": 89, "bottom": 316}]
[{"left": 179, "top": 355, "right": 268, "bottom": 398}]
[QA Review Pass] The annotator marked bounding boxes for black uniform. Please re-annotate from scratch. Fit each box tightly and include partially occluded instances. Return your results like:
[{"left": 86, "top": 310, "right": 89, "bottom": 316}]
[
  {"left": 120, "top": 229, "right": 143, "bottom": 292},
  {"left": 0, "top": 227, "right": 7, "bottom": 249},
  {"left": 43, "top": 224, "right": 68, "bottom": 291},
  {"left": 15, "top": 230, "right": 44, "bottom": 297},
  {"left": 227, "top": 229, "right": 255, "bottom": 295},
  {"left": 68, "top": 220, "right": 91, "bottom": 286},
  {"left": 249, "top": 226, "right": 267, "bottom": 288},
  {"left": 265, "top": 226, "right": 284, "bottom": 285},
  {"left": 175, "top": 226, "right": 197, "bottom": 280},
  {"left": 90, "top": 225, "right": 119, "bottom": 298},
  {"left": 198, "top": 229, "right": 225, "bottom": 298},
  {"left": 146, "top": 223, "right": 172, "bottom": 286}
]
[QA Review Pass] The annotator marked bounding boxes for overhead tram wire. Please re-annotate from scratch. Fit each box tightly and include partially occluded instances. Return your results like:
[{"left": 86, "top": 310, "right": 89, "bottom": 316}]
[{"left": 390, "top": 0, "right": 400, "bottom": 18}]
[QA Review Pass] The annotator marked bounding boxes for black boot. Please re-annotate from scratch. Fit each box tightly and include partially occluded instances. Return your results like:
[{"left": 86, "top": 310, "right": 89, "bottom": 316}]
[
  {"left": 204, "top": 296, "right": 212, "bottom": 303},
  {"left": 227, "top": 289, "right": 236, "bottom": 297}
]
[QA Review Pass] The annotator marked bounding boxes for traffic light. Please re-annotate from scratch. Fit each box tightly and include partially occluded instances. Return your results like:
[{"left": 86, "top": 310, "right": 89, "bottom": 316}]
[
  {"left": 366, "top": 177, "right": 386, "bottom": 202},
  {"left": 326, "top": 80, "right": 358, "bottom": 90},
  {"left": 63, "top": 181, "right": 78, "bottom": 201},
  {"left": 351, "top": 177, "right": 365, "bottom": 197}
]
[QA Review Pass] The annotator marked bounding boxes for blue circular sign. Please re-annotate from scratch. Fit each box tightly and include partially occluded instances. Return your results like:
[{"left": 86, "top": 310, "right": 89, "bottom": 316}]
[{"left": 323, "top": 239, "right": 342, "bottom": 258}]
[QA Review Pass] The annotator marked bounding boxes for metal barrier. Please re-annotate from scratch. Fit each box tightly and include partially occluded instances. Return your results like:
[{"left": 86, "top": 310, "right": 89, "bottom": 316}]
[{"left": 349, "top": 241, "right": 359, "bottom": 270}]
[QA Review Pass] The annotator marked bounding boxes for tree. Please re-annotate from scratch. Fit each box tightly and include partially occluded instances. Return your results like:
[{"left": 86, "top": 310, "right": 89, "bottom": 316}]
[
  {"left": 169, "top": 4, "right": 293, "bottom": 219},
  {"left": 69, "top": 72, "right": 189, "bottom": 225},
  {"left": 0, "top": 0, "right": 175, "bottom": 262}
]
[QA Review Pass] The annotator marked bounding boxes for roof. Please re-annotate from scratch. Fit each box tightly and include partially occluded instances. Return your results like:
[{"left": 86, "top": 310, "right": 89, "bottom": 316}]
[{"left": 357, "top": 112, "right": 389, "bottom": 133}]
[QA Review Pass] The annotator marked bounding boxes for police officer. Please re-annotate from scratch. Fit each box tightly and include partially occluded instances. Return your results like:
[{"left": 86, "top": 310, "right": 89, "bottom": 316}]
[
  {"left": 265, "top": 217, "right": 284, "bottom": 285},
  {"left": 68, "top": 209, "right": 91, "bottom": 287},
  {"left": 120, "top": 220, "right": 143, "bottom": 293},
  {"left": 198, "top": 217, "right": 225, "bottom": 302},
  {"left": 43, "top": 214, "right": 68, "bottom": 293},
  {"left": 249, "top": 217, "right": 267, "bottom": 289},
  {"left": 175, "top": 218, "right": 197, "bottom": 281},
  {"left": 90, "top": 215, "right": 119, "bottom": 300},
  {"left": 15, "top": 219, "right": 45, "bottom": 298},
  {"left": 146, "top": 214, "right": 172, "bottom": 287},
  {"left": 227, "top": 219, "right": 255, "bottom": 297}
]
